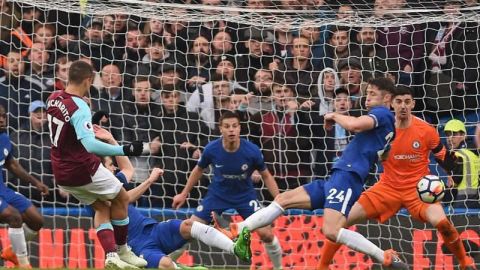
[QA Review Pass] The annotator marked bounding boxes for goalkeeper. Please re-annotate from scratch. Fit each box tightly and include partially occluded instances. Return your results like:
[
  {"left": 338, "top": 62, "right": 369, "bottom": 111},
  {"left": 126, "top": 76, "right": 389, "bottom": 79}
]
[{"left": 318, "top": 86, "right": 476, "bottom": 270}]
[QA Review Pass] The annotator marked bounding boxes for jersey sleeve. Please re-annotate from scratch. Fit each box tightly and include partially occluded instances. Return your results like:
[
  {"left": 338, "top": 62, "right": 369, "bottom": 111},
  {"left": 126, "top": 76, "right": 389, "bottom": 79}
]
[
  {"left": 252, "top": 144, "right": 267, "bottom": 171},
  {"left": 427, "top": 126, "right": 446, "bottom": 159},
  {"left": 6, "top": 140, "right": 14, "bottom": 161},
  {"left": 368, "top": 107, "right": 391, "bottom": 129},
  {"left": 70, "top": 97, "right": 95, "bottom": 140},
  {"left": 197, "top": 143, "right": 212, "bottom": 169}
]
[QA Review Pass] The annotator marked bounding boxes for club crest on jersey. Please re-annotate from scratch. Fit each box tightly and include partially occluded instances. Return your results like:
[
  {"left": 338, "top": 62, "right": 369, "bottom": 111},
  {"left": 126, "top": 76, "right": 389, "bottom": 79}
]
[
  {"left": 241, "top": 164, "right": 248, "bottom": 171},
  {"left": 196, "top": 205, "right": 203, "bottom": 212},
  {"left": 412, "top": 141, "right": 420, "bottom": 149}
]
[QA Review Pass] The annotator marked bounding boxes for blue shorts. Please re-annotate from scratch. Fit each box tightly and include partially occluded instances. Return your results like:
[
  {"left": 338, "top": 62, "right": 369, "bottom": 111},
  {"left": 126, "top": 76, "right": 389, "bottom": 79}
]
[
  {"left": 0, "top": 188, "right": 33, "bottom": 213},
  {"left": 304, "top": 170, "right": 363, "bottom": 216},
  {"left": 194, "top": 193, "right": 260, "bottom": 223},
  {"left": 137, "top": 219, "right": 187, "bottom": 268}
]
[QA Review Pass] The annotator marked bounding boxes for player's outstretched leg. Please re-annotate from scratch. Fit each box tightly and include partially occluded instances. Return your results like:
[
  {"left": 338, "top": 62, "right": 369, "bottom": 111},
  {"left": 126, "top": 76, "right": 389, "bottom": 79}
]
[
  {"left": 229, "top": 186, "right": 312, "bottom": 238},
  {"left": 426, "top": 204, "right": 476, "bottom": 270},
  {"left": 322, "top": 209, "right": 408, "bottom": 270},
  {"left": 110, "top": 189, "right": 147, "bottom": 268},
  {"left": 182, "top": 219, "right": 252, "bottom": 262},
  {"left": 0, "top": 206, "right": 31, "bottom": 268}
]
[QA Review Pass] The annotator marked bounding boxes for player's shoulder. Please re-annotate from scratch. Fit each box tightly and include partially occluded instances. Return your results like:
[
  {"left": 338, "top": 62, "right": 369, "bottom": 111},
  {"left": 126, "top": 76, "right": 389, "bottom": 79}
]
[
  {"left": 204, "top": 138, "right": 222, "bottom": 151},
  {"left": 0, "top": 133, "right": 11, "bottom": 146},
  {"left": 240, "top": 138, "right": 259, "bottom": 150},
  {"left": 47, "top": 91, "right": 81, "bottom": 112},
  {"left": 368, "top": 106, "right": 394, "bottom": 125},
  {"left": 369, "top": 106, "right": 392, "bottom": 115},
  {"left": 411, "top": 116, "right": 438, "bottom": 134}
]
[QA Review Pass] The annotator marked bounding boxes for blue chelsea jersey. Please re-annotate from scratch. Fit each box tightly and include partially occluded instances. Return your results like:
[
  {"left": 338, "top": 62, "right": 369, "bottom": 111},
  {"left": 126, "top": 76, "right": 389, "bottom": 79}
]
[
  {"left": 332, "top": 106, "right": 395, "bottom": 180},
  {"left": 0, "top": 133, "right": 13, "bottom": 189},
  {"left": 197, "top": 138, "right": 267, "bottom": 202}
]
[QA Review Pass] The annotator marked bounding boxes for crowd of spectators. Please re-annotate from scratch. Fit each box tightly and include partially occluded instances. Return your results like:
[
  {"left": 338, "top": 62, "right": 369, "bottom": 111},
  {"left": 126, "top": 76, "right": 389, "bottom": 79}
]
[{"left": 0, "top": 0, "right": 479, "bottom": 209}]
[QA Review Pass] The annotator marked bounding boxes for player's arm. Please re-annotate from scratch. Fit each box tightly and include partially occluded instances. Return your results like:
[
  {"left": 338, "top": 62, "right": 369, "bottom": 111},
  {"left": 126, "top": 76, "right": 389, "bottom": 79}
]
[
  {"left": 93, "top": 124, "right": 134, "bottom": 181},
  {"left": 71, "top": 97, "right": 143, "bottom": 156},
  {"left": 5, "top": 157, "right": 49, "bottom": 196},
  {"left": 432, "top": 143, "right": 463, "bottom": 184},
  {"left": 429, "top": 131, "right": 463, "bottom": 184},
  {"left": 127, "top": 168, "right": 164, "bottom": 203},
  {"left": 172, "top": 165, "right": 204, "bottom": 209},
  {"left": 259, "top": 168, "right": 280, "bottom": 198},
  {"left": 325, "top": 112, "right": 375, "bottom": 133}
]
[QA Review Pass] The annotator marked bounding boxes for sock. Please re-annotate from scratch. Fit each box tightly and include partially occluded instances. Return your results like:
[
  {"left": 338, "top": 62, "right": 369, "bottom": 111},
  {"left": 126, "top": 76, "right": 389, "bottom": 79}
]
[
  {"left": 112, "top": 217, "right": 129, "bottom": 247},
  {"left": 436, "top": 218, "right": 467, "bottom": 265},
  {"left": 190, "top": 221, "right": 235, "bottom": 253},
  {"left": 8, "top": 227, "right": 29, "bottom": 265},
  {"left": 22, "top": 224, "right": 38, "bottom": 242},
  {"left": 318, "top": 239, "right": 342, "bottom": 269},
  {"left": 239, "top": 202, "right": 284, "bottom": 232},
  {"left": 336, "top": 228, "right": 384, "bottom": 263},
  {"left": 96, "top": 223, "right": 117, "bottom": 254},
  {"left": 264, "top": 236, "right": 282, "bottom": 270}
]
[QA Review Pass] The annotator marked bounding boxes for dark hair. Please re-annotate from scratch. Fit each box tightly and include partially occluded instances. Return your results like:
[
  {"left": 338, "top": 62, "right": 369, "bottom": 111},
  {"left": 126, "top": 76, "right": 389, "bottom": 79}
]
[
  {"left": 330, "top": 25, "right": 350, "bottom": 36},
  {"left": 68, "top": 60, "right": 94, "bottom": 85},
  {"left": 394, "top": 85, "right": 413, "bottom": 97},
  {"left": 160, "top": 83, "right": 178, "bottom": 95},
  {"left": 367, "top": 77, "right": 396, "bottom": 95},
  {"left": 219, "top": 110, "right": 241, "bottom": 125},
  {"left": 210, "top": 73, "right": 229, "bottom": 82},
  {"left": 333, "top": 87, "right": 350, "bottom": 98},
  {"left": 133, "top": 75, "right": 150, "bottom": 86}
]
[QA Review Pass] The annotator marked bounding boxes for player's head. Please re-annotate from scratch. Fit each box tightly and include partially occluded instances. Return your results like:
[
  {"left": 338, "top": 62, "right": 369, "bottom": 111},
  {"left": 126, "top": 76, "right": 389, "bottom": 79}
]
[
  {"left": 0, "top": 105, "right": 6, "bottom": 133},
  {"left": 365, "top": 77, "right": 395, "bottom": 110},
  {"left": 68, "top": 60, "right": 95, "bottom": 95},
  {"left": 391, "top": 85, "right": 415, "bottom": 121},
  {"left": 444, "top": 119, "right": 466, "bottom": 149},
  {"left": 219, "top": 110, "right": 241, "bottom": 144}
]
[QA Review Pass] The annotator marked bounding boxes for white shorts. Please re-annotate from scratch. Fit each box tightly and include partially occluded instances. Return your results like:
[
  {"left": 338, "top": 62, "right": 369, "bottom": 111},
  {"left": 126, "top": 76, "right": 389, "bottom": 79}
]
[{"left": 58, "top": 163, "right": 123, "bottom": 205}]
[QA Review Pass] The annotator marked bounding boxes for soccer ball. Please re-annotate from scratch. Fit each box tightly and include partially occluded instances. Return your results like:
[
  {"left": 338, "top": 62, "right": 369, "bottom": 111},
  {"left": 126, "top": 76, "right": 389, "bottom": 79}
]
[{"left": 416, "top": 175, "right": 445, "bottom": 203}]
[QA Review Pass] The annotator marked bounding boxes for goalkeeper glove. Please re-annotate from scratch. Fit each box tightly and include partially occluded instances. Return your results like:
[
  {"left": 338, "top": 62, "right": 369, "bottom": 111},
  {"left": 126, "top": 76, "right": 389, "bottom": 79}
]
[{"left": 123, "top": 141, "right": 143, "bottom": 156}]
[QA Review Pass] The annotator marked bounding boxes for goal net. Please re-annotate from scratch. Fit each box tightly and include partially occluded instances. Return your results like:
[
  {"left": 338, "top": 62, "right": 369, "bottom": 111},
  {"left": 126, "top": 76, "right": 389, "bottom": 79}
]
[{"left": 1, "top": 0, "right": 479, "bottom": 268}]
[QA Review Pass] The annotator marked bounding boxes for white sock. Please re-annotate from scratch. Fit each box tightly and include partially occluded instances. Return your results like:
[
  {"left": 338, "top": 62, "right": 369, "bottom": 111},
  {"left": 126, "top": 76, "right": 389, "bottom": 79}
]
[
  {"left": 190, "top": 221, "right": 235, "bottom": 253},
  {"left": 8, "top": 227, "right": 29, "bottom": 265},
  {"left": 336, "top": 228, "right": 384, "bottom": 263},
  {"left": 22, "top": 223, "right": 38, "bottom": 241},
  {"left": 239, "top": 202, "right": 284, "bottom": 232},
  {"left": 264, "top": 236, "right": 283, "bottom": 270}
]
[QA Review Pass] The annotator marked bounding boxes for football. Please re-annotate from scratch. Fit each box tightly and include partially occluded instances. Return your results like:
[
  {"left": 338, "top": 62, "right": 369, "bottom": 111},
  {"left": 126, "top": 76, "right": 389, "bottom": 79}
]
[{"left": 417, "top": 175, "right": 445, "bottom": 203}]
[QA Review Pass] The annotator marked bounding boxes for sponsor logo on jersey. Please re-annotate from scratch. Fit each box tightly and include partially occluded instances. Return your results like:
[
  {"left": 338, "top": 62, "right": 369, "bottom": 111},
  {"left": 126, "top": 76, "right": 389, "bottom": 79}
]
[{"left": 394, "top": 154, "right": 420, "bottom": 160}]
